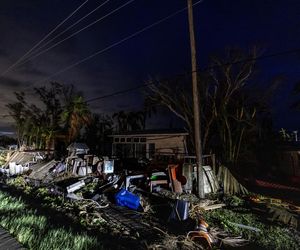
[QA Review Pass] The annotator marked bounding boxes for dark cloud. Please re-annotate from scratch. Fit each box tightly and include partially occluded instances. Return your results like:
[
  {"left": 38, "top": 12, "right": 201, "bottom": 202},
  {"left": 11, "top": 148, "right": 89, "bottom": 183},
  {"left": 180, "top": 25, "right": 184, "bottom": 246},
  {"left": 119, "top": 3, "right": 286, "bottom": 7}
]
[
  {"left": 0, "top": 77, "right": 25, "bottom": 88},
  {"left": 93, "top": 89, "right": 105, "bottom": 96},
  {"left": 117, "top": 103, "right": 131, "bottom": 109},
  {"left": 17, "top": 63, "right": 47, "bottom": 77},
  {"left": 0, "top": 49, "right": 8, "bottom": 57},
  {"left": 0, "top": 0, "right": 300, "bottom": 132},
  {"left": 0, "top": 124, "right": 15, "bottom": 134}
]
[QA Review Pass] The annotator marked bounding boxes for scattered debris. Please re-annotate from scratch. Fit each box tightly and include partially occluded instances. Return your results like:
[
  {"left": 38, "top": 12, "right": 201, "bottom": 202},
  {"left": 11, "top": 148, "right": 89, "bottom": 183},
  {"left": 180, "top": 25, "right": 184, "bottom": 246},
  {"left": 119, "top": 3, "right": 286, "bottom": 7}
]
[
  {"left": 115, "top": 188, "right": 141, "bottom": 210},
  {"left": 169, "top": 199, "right": 189, "bottom": 221},
  {"left": 187, "top": 219, "right": 214, "bottom": 249},
  {"left": 168, "top": 164, "right": 183, "bottom": 194},
  {"left": 228, "top": 222, "right": 261, "bottom": 232},
  {"left": 2, "top": 148, "right": 296, "bottom": 249},
  {"left": 202, "top": 203, "right": 226, "bottom": 211}
]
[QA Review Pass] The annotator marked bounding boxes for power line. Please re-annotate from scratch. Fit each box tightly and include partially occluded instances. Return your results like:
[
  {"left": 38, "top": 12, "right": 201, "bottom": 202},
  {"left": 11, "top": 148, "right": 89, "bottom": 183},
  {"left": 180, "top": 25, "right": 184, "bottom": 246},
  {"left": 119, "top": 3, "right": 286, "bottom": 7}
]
[
  {"left": 85, "top": 47, "right": 300, "bottom": 103},
  {"left": 34, "top": 0, "right": 204, "bottom": 85},
  {"left": 203, "top": 48, "right": 300, "bottom": 71},
  {"left": 2, "top": 47, "right": 300, "bottom": 118},
  {"left": 3, "top": 0, "right": 300, "bottom": 113},
  {"left": 21, "top": 0, "right": 111, "bottom": 64},
  {"left": 86, "top": 83, "right": 152, "bottom": 103},
  {"left": 0, "top": 0, "right": 89, "bottom": 78},
  {"left": 15, "top": 0, "right": 136, "bottom": 69}
]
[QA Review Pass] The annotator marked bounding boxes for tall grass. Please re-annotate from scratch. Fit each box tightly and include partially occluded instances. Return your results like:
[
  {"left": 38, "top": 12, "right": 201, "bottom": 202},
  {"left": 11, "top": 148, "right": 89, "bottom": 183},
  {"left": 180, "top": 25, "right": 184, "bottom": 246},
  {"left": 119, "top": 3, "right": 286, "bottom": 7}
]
[
  {"left": 0, "top": 191, "right": 103, "bottom": 250},
  {"left": 204, "top": 207, "right": 300, "bottom": 250}
]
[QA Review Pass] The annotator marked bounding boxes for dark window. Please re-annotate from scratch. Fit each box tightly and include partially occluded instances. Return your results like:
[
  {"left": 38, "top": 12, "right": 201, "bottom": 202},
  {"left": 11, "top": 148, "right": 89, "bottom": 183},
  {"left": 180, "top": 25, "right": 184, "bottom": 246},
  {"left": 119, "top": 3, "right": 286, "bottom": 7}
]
[
  {"left": 136, "top": 144, "right": 146, "bottom": 158},
  {"left": 115, "top": 144, "right": 134, "bottom": 157},
  {"left": 149, "top": 143, "right": 155, "bottom": 158},
  {"left": 114, "top": 138, "right": 119, "bottom": 143},
  {"left": 126, "top": 138, "right": 132, "bottom": 143},
  {"left": 123, "top": 144, "right": 132, "bottom": 157},
  {"left": 115, "top": 144, "right": 122, "bottom": 156},
  {"left": 140, "top": 138, "right": 146, "bottom": 143},
  {"left": 133, "top": 138, "right": 139, "bottom": 143},
  {"left": 120, "top": 138, "right": 125, "bottom": 143}
]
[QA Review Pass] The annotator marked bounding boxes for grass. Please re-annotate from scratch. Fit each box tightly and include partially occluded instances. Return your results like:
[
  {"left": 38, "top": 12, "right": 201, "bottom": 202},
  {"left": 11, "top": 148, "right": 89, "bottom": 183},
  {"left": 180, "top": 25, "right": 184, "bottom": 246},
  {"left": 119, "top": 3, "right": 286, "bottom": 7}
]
[
  {"left": 0, "top": 151, "right": 7, "bottom": 166},
  {"left": 4, "top": 177, "right": 299, "bottom": 249},
  {"left": 204, "top": 206, "right": 300, "bottom": 250},
  {"left": 0, "top": 177, "right": 147, "bottom": 249},
  {"left": 0, "top": 190, "right": 103, "bottom": 250}
]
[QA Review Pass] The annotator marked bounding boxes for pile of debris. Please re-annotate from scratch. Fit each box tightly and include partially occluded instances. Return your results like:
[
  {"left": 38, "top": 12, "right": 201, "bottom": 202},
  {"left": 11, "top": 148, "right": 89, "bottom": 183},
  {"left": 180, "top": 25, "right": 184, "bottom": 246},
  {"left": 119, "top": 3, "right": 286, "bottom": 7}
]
[
  {"left": 0, "top": 150, "right": 44, "bottom": 176},
  {"left": 0, "top": 144, "right": 242, "bottom": 249}
]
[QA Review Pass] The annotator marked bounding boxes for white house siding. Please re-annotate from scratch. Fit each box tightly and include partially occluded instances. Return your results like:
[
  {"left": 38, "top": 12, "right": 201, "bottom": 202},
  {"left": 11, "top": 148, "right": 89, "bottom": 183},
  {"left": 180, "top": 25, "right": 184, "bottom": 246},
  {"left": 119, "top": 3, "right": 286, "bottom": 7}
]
[
  {"left": 111, "top": 133, "right": 188, "bottom": 159},
  {"left": 147, "top": 135, "right": 187, "bottom": 157}
]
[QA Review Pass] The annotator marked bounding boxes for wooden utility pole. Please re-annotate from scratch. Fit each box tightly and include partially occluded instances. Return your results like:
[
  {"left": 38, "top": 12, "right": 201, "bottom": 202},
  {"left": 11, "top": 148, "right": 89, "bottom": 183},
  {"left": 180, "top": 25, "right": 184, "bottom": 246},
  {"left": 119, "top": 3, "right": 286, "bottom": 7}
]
[{"left": 187, "top": 0, "right": 205, "bottom": 198}]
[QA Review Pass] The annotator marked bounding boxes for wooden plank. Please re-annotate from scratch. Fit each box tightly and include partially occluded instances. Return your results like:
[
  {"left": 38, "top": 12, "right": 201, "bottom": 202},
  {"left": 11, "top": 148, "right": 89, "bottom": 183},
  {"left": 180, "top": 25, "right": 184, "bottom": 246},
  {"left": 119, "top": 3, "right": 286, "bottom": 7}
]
[{"left": 203, "top": 203, "right": 226, "bottom": 211}]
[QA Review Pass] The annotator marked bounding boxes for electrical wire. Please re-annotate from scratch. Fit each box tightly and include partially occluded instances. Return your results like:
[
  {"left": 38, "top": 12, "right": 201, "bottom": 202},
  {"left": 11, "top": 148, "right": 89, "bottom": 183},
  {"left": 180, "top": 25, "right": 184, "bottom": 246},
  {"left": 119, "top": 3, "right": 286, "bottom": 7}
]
[
  {"left": 2, "top": 1, "right": 300, "bottom": 113},
  {"left": 0, "top": 0, "right": 89, "bottom": 78},
  {"left": 15, "top": 0, "right": 136, "bottom": 69},
  {"left": 34, "top": 0, "right": 204, "bottom": 86},
  {"left": 85, "top": 47, "right": 300, "bottom": 103},
  {"left": 21, "top": 0, "right": 111, "bottom": 64},
  {"left": 2, "top": 46, "right": 300, "bottom": 119}
]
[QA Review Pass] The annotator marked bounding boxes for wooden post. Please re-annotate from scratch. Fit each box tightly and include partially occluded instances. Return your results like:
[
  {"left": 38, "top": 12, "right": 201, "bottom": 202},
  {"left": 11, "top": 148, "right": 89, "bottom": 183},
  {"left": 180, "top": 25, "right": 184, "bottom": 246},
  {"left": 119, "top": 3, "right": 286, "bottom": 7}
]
[
  {"left": 212, "top": 153, "right": 216, "bottom": 175},
  {"left": 187, "top": 0, "right": 204, "bottom": 198}
]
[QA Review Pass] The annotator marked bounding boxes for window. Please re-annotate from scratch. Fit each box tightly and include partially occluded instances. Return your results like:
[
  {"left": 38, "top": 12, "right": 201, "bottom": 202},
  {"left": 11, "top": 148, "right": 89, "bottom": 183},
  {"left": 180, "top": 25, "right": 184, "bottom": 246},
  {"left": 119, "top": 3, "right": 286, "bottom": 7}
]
[
  {"left": 114, "top": 144, "right": 134, "bottom": 157},
  {"left": 114, "top": 138, "right": 119, "bottom": 143},
  {"left": 140, "top": 138, "right": 146, "bottom": 143},
  {"left": 136, "top": 144, "right": 146, "bottom": 158},
  {"left": 126, "top": 138, "right": 132, "bottom": 143},
  {"left": 149, "top": 143, "right": 155, "bottom": 158},
  {"left": 133, "top": 138, "right": 139, "bottom": 143},
  {"left": 120, "top": 138, "right": 125, "bottom": 143}
]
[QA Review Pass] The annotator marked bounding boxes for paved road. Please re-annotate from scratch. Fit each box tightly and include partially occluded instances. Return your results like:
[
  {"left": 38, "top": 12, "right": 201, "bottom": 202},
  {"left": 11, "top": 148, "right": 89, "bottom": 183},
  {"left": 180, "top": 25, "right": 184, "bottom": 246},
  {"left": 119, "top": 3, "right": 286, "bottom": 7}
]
[{"left": 0, "top": 227, "right": 24, "bottom": 250}]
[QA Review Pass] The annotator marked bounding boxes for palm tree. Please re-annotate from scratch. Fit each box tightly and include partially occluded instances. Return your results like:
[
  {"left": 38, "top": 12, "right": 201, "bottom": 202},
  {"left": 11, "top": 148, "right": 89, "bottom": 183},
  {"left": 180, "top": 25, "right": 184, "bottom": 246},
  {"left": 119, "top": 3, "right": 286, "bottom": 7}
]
[
  {"left": 127, "top": 111, "right": 145, "bottom": 131},
  {"left": 112, "top": 111, "right": 128, "bottom": 132},
  {"left": 83, "top": 114, "right": 113, "bottom": 154},
  {"left": 6, "top": 92, "right": 27, "bottom": 147},
  {"left": 61, "top": 95, "right": 91, "bottom": 143},
  {"left": 113, "top": 110, "right": 146, "bottom": 132},
  {"left": 143, "top": 97, "right": 157, "bottom": 129}
]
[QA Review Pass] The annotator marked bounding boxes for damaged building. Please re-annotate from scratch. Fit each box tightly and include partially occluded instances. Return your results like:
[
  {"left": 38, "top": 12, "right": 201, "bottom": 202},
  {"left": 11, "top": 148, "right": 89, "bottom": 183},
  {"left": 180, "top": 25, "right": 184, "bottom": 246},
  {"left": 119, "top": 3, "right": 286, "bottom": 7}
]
[{"left": 110, "top": 129, "right": 189, "bottom": 161}]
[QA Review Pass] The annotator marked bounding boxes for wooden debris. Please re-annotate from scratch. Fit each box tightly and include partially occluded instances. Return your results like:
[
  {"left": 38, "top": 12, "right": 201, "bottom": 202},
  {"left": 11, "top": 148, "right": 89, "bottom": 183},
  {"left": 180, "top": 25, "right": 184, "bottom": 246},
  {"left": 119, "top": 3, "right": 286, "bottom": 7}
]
[{"left": 202, "top": 203, "right": 226, "bottom": 211}]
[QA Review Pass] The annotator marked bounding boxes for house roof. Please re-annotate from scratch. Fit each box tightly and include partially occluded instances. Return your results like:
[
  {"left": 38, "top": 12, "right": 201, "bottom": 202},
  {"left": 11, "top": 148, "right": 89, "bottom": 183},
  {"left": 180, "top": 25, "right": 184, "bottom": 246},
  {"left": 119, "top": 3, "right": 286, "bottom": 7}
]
[
  {"left": 110, "top": 129, "right": 188, "bottom": 137},
  {"left": 67, "top": 143, "right": 89, "bottom": 151}
]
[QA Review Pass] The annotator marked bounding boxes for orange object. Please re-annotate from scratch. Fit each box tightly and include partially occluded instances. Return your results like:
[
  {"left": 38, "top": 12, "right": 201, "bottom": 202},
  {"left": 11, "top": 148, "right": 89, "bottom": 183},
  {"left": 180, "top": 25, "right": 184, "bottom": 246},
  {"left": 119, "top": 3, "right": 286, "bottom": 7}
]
[
  {"left": 187, "top": 219, "right": 213, "bottom": 249},
  {"left": 168, "top": 164, "right": 183, "bottom": 193},
  {"left": 168, "top": 164, "right": 178, "bottom": 180}
]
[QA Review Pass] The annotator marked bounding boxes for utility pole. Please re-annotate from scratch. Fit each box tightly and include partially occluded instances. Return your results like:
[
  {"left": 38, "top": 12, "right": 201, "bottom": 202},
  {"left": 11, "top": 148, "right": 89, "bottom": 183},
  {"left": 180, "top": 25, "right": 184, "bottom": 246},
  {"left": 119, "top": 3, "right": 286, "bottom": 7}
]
[{"left": 187, "top": 0, "right": 205, "bottom": 198}]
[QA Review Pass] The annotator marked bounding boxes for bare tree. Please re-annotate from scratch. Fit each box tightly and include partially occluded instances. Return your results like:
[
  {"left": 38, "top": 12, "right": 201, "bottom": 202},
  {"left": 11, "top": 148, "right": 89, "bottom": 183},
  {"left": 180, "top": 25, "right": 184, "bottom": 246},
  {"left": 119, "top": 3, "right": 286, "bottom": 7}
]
[{"left": 147, "top": 49, "right": 264, "bottom": 194}]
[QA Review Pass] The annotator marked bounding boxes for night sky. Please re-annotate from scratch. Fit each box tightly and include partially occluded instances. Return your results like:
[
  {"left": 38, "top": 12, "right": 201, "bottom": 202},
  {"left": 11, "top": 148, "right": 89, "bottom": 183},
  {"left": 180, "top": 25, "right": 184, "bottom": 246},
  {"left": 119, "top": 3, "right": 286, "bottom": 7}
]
[{"left": 0, "top": 0, "right": 300, "bottom": 134}]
